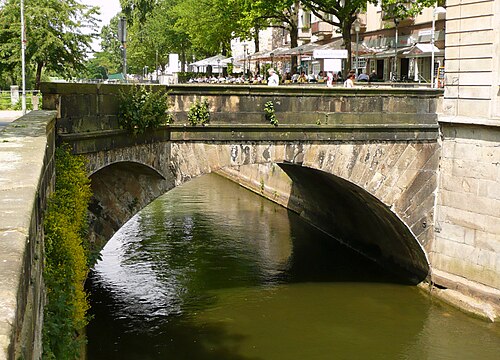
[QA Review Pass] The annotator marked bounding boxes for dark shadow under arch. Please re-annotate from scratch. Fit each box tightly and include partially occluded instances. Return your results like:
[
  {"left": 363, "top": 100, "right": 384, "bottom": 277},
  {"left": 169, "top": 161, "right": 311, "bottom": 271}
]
[
  {"left": 88, "top": 161, "right": 173, "bottom": 252},
  {"left": 278, "top": 163, "right": 429, "bottom": 284}
]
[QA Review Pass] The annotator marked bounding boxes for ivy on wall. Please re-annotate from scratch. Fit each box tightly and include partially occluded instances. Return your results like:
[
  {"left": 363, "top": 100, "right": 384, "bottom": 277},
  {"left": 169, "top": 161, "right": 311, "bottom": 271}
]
[{"left": 42, "top": 145, "right": 92, "bottom": 360}]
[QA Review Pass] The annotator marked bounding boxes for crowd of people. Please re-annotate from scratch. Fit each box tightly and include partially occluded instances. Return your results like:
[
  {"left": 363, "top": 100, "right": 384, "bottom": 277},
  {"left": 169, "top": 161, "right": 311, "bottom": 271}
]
[{"left": 187, "top": 69, "right": 379, "bottom": 87}]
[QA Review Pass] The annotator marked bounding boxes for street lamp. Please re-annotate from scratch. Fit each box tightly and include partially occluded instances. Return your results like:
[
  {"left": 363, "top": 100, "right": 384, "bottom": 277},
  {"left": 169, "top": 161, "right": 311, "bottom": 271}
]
[
  {"left": 20, "top": 0, "right": 26, "bottom": 114},
  {"left": 217, "top": 58, "right": 221, "bottom": 78},
  {"left": 243, "top": 43, "right": 248, "bottom": 77},
  {"left": 353, "top": 19, "right": 361, "bottom": 76},
  {"left": 118, "top": 17, "right": 127, "bottom": 82},
  {"left": 270, "top": 52, "right": 274, "bottom": 70},
  {"left": 393, "top": 17, "right": 400, "bottom": 81},
  {"left": 431, "top": 6, "right": 446, "bottom": 88}
]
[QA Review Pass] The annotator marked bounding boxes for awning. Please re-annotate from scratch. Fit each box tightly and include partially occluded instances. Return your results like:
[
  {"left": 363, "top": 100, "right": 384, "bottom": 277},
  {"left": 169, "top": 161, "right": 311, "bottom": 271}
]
[
  {"left": 402, "top": 43, "right": 442, "bottom": 57},
  {"left": 373, "top": 46, "right": 413, "bottom": 58},
  {"left": 248, "top": 47, "right": 290, "bottom": 61},
  {"left": 189, "top": 54, "right": 229, "bottom": 67}
]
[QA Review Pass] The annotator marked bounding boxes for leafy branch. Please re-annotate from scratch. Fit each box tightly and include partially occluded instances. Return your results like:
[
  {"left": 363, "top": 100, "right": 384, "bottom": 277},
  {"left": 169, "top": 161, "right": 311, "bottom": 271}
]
[
  {"left": 264, "top": 101, "right": 278, "bottom": 126},
  {"left": 187, "top": 98, "right": 210, "bottom": 126}
]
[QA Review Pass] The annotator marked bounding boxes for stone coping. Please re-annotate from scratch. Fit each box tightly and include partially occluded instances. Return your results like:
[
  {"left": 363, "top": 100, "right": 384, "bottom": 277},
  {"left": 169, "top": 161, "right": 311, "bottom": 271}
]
[
  {"left": 40, "top": 82, "right": 444, "bottom": 98},
  {"left": 0, "top": 111, "right": 56, "bottom": 359}
]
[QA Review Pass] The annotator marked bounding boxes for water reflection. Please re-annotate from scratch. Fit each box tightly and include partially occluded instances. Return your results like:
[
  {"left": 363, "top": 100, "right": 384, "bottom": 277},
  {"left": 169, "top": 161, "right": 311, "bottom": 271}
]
[{"left": 87, "top": 173, "right": 500, "bottom": 359}]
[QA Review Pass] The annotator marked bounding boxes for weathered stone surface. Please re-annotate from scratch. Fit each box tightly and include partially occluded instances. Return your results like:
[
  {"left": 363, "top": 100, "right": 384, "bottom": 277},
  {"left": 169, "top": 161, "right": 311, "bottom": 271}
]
[
  {"left": 0, "top": 111, "right": 56, "bottom": 360},
  {"left": 433, "top": 123, "right": 500, "bottom": 290}
]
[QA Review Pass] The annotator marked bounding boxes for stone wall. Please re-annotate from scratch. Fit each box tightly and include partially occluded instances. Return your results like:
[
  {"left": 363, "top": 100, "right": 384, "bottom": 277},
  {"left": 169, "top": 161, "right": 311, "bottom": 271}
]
[
  {"left": 40, "top": 83, "right": 441, "bottom": 138},
  {"left": 430, "top": 0, "right": 500, "bottom": 315},
  {"left": 431, "top": 123, "right": 500, "bottom": 303},
  {"left": 0, "top": 111, "right": 57, "bottom": 360},
  {"left": 443, "top": 0, "right": 500, "bottom": 122}
]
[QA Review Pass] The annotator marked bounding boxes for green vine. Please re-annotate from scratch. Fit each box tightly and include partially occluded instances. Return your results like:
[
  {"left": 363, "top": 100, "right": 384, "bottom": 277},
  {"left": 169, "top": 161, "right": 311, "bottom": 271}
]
[
  {"left": 42, "top": 145, "right": 92, "bottom": 360},
  {"left": 187, "top": 98, "right": 210, "bottom": 126},
  {"left": 118, "top": 85, "right": 172, "bottom": 134},
  {"left": 264, "top": 101, "right": 278, "bottom": 126}
]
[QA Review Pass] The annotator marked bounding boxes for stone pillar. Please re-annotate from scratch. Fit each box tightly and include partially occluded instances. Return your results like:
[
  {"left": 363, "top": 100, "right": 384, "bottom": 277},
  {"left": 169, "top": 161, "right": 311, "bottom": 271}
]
[
  {"left": 442, "top": 0, "right": 499, "bottom": 120},
  {"left": 10, "top": 85, "right": 19, "bottom": 106},
  {"left": 433, "top": 0, "right": 500, "bottom": 303},
  {"left": 31, "top": 94, "right": 39, "bottom": 110}
]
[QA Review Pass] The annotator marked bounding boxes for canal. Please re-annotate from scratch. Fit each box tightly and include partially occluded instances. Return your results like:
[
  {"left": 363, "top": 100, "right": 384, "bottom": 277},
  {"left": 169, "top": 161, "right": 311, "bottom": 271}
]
[{"left": 86, "top": 173, "right": 500, "bottom": 359}]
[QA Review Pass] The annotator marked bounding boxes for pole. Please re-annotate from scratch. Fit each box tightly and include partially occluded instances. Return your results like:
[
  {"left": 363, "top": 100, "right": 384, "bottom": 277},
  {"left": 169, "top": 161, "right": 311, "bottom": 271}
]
[
  {"left": 355, "top": 28, "right": 359, "bottom": 75},
  {"left": 243, "top": 44, "right": 247, "bottom": 77},
  {"left": 119, "top": 17, "right": 127, "bottom": 82},
  {"left": 156, "top": 49, "right": 159, "bottom": 81},
  {"left": 394, "top": 19, "right": 399, "bottom": 81},
  {"left": 431, "top": 10, "right": 436, "bottom": 88},
  {"left": 20, "top": 0, "right": 26, "bottom": 114}
]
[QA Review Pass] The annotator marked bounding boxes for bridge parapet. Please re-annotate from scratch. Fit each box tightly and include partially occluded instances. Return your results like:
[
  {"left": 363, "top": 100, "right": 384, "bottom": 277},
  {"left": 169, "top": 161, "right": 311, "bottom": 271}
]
[
  {"left": 41, "top": 83, "right": 441, "bottom": 143},
  {"left": 0, "top": 111, "right": 56, "bottom": 360}
]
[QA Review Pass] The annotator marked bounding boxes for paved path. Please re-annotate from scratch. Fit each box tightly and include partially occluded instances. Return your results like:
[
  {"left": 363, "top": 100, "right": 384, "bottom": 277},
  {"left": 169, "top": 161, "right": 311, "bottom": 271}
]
[{"left": 0, "top": 110, "right": 24, "bottom": 128}]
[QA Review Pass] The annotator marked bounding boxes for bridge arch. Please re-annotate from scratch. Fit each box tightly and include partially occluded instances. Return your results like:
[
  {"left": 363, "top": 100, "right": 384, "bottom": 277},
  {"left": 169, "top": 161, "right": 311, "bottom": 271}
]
[{"left": 87, "top": 140, "right": 437, "bottom": 282}]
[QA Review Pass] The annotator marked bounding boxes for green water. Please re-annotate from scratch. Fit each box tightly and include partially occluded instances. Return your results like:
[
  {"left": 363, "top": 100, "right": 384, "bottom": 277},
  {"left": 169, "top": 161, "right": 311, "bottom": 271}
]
[{"left": 86, "top": 174, "right": 500, "bottom": 360}]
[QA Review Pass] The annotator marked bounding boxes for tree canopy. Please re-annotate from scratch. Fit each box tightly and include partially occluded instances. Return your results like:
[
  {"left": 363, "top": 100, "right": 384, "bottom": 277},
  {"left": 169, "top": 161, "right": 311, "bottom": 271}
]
[{"left": 0, "top": 0, "right": 99, "bottom": 89}]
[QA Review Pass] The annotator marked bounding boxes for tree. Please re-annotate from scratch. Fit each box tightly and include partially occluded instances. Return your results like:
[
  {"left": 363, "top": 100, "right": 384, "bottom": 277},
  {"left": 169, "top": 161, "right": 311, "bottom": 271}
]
[
  {"left": 240, "top": 0, "right": 301, "bottom": 69},
  {"left": 90, "top": 15, "right": 123, "bottom": 76},
  {"left": 302, "top": 0, "right": 436, "bottom": 76},
  {"left": 173, "top": 0, "right": 244, "bottom": 57},
  {"left": 301, "top": 0, "right": 372, "bottom": 76},
  {"left": 120, "top": 0, "right": 157, "bottom": 25},
  {"left": 124, "top": 0, "right": 187, "bottom": 74},
  {"left": 0, "top": 0, "right": 99, "bottom": 89}
]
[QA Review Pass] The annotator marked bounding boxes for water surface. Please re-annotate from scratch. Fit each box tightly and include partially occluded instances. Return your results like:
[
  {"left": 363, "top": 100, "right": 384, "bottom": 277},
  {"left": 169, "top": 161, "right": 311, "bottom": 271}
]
[{"left": 87, "top": 173, "right": 500, "bottom": 359}]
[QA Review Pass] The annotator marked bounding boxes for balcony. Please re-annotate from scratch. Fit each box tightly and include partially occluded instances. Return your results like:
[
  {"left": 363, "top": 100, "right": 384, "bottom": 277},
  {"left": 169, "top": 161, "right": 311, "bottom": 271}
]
[{"left": 311, "top": 21, "right": 334, "bottom": 36}]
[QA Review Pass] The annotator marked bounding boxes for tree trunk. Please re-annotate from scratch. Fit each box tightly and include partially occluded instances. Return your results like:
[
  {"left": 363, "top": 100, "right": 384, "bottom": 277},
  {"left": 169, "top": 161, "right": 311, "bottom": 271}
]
[
  {"left": 342, "top": 21, "right": 353, "bottom": 78},
  {"left": 35, "top": 62, "right": 44, "bottom": 90},
  {"left": 180, "top": 50, "right": 186, "bottom": 72},
  {"left": 254, "top": 25, "right": 260, "bottom": 74},
  {"left": 290, "top": 26, "right": 299, "bottom": 72}
]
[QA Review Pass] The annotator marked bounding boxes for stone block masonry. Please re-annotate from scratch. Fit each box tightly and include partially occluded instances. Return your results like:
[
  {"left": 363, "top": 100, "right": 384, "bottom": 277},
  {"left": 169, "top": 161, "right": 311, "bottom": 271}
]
[
  {"left": 0, "top": 111, "right": 57, "bottom": 360},
  {"left": 431, "top": 123, "right": 500, "bottom": 297}
]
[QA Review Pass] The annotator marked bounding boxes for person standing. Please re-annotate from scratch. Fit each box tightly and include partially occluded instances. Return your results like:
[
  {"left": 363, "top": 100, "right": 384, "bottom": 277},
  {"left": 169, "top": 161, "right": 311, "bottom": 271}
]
[
  {"left": 326, "top": 72, "right": 334, "bottom": 88},
  {"left": 344, "top": 73, "right": 355, "bottom": 88},
  {"left": 268, "top": 68, "right": 280, "bottom": 86}
]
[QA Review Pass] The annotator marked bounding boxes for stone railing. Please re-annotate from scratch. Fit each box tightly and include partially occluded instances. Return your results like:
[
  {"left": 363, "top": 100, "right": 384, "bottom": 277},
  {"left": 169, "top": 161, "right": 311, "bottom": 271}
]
[{"left": 0, "top": 111, "right": 57, "bottom": 360}]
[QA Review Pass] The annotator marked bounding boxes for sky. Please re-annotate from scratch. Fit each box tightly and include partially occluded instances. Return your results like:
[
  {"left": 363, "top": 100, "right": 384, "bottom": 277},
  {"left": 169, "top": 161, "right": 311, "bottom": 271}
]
[
  {"left": 83, "top": 0, "right": 122, "bottom": 28},
  {"left": 81, "top": 0, "right": 122, "bottom": 51}
]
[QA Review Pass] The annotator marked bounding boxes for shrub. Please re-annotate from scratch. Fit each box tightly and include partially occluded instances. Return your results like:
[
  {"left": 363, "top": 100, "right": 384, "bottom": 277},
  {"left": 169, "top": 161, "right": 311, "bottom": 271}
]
[
  {"left": 187, "top": 98, "right": 210, "bottom": 126},
  {"left": 118, "top": 85, "right": 172, "bottom": 134},
  {"left": 42, "top": 145, "right": 92, "bottom": 360},
  {"left": 264, "top": 101, "right": 278, "bottom": 126}
]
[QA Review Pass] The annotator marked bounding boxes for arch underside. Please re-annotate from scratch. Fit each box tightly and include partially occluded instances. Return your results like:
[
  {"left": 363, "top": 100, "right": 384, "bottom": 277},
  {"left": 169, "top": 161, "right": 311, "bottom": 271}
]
[{"left": 87, "top": 141, "right": 438, "bottom": 282}]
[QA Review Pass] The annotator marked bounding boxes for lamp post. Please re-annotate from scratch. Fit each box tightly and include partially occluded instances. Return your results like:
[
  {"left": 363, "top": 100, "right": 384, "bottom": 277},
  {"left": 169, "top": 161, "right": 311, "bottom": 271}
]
[
  {"left": 393, "top": 18, "right": 400, "bottom": 82},
  {"left": 217, "top": 58, "right": 221, "bottom": 77},
  {"left": 20, "top": 0, "right": 26, "bottom": 114},
  {"left": 270, "top": 52, "right": 274, "bottom": 70},
  {"left": 353, "top": 19, "right": 361, "bottom": 76},
  {"left": 243, "top": 43, "right": 248, "bottom": 77},
  {"left": 431, "top": 6, "right": 446, "bottom": 88},
  {"left": 118, "top": 17, "right": 127, "bottom": 82}
]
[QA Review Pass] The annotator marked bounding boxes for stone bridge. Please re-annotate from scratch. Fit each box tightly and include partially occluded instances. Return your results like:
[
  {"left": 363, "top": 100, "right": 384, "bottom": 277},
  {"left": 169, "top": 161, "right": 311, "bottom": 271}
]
[{"left": 42, "top": 83, "right": 441, "bottom": 283}]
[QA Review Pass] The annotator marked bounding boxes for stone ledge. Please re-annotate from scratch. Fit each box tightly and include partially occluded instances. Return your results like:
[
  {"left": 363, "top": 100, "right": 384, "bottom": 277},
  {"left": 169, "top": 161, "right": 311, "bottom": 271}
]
[
  {"left": 428, "top": 268, "right": 500, "bottom": 321},
  {"left": 439, "top": 115, "right": 500, "bottom": 127},
  {"left": 0, "top": 110, "right": 56, "bottom": 360}
]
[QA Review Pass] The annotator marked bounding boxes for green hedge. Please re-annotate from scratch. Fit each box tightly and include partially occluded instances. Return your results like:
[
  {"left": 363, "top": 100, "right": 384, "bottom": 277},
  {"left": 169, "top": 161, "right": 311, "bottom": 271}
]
[{"left": 43, "top": 146, "right": 92, "bottom": 360}]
